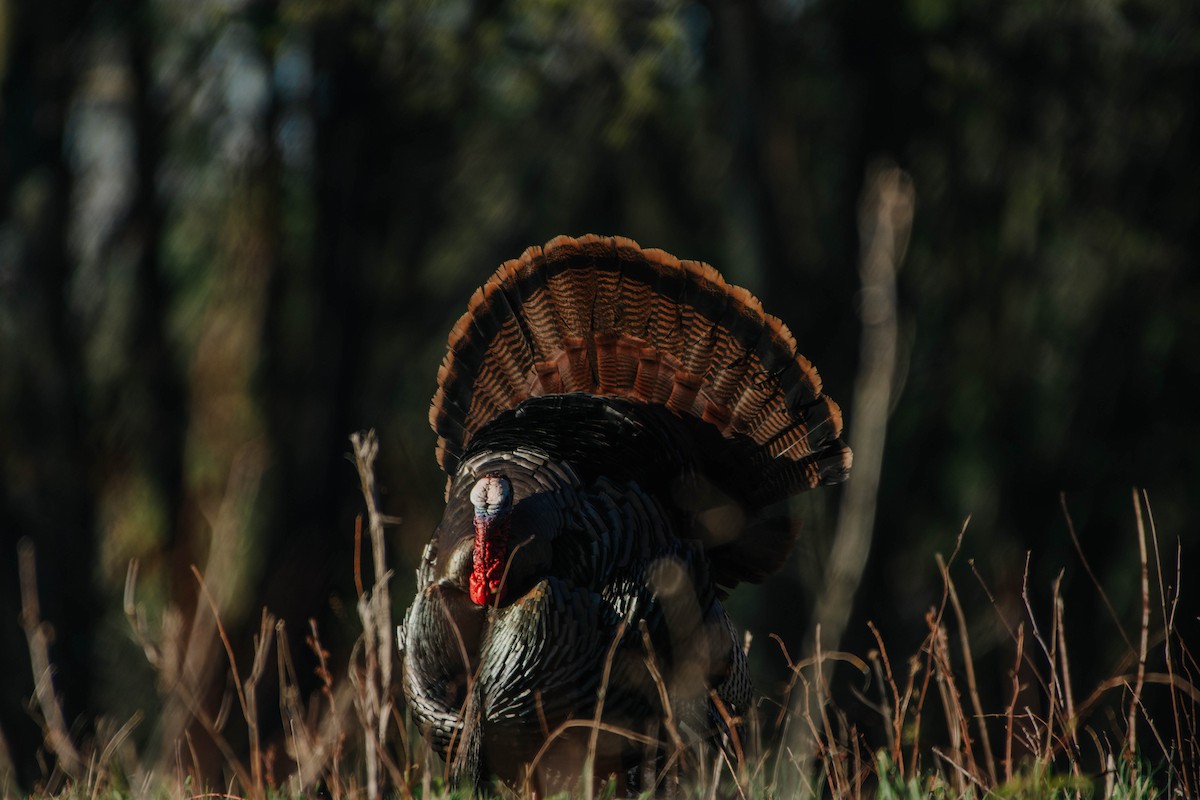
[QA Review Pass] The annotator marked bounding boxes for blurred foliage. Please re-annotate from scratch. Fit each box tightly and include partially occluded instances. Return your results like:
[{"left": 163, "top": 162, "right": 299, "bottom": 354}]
[{"left": 1, "top": 0, "right": 1197, "bottom": 785}]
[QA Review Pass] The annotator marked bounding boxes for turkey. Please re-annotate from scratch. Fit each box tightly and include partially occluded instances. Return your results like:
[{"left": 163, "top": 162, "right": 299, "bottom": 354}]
[{"left": 398, "top": 234, "right": 850, "bottom": 794}]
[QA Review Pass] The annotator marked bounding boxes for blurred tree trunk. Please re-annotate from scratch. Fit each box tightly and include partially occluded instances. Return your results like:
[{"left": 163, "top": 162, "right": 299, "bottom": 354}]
[
  {"left": 0, "top": 0, "right": 96, "bottom": 784},
  {"left": 117, "top": 0, "right": 186, "bottom": 593},
  {"left": 145, "top": 4, "right": 282, "bottom": 777},
  {"left": 77, "top": 0, "right": 187, "bottom": 692},
  {"left": 256, "top": 7, "right": 374, "bottom": 652}
]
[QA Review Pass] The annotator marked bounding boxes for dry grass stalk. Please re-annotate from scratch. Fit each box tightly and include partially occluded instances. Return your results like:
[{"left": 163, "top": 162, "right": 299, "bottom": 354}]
[
  {"left": 907, "top": 622, "right": 939, "bottom": 778},
  {"left": 709, "top": 690, "right": 744, "bottom": 775},
  {"left": 126, "top": 561, "right": 254, "bottom": 790},
  {"left": 154, "top": 444, "right": 266, "bottom": 783},
  {"left": 1177, "top": 614, "right": 1200, "bottom": 792},
  {"left": 244, "top": 609, "right": 276, "bottom": 793},
  {"left": 969, "top": 560, "right": 1050, "bottom": 696},
  {"left": 300, "top": 618, "right": 351, "bottom": 793},
  {"left": 812, "top": 629, "right": 835, "bottom": 782},
  {"left": 931, "top": 745, "right": 986, "bottom": 795},
  {"left": 275, "top": 620, "right": 314, "bottom": 790},
  {"left": 707, "top": 725, "right": 749, "bottom": 800},
  {"left": 17, "top": 540, "right": 85, "bottom": 780},
  {"left": 1005, "top": 622, "right": 1025, "bottom": 783},
  {"left": 936, "top": 544, "right": 995, "bottom": 783},
  {"left": 349, "top": 429, "right": 399, "bottom": 800},
  {"left": 1145, "top": 490, "right": 1196, "bottom": 797},
  {"left": 12, "top": 473, "right": 1200, "bottom": 800},
  {"left": 189, "top": 565, "right": 275, "bottom": 795},
  {"left": 1129, "top": 488, "right": 1151, "bottom": 763},
  {"left": 439, "top": 602, "right": 477, "bottom": 785},
  {"left": 928, "top": 612, "right": 976, "bottom": 790},
  {"left": 1053, "top": 578, "right": 1082, "bottom": 783},
  {"left": 897, "top": 536, "right": 965, "bottom": 782},
  {"left": 88, "top": 713, "right": 142, "bottom": 800},
  {"left": 1045, "top": 572, "right": 1064, "bottom": 762},
  {"left": 583, "top": 617, "right": 628, "bottom": 800},
  {"left": 895, "top": 652, "right": 920, "bottom": 770},
  {"left": 638, "top": 624, "right": 689, "bottom": 795},
  {"left": 639, "top": 621, "right": 686, "bottom": 759},
  {"left": 867, "top": 620, "right": 902, "bottom": 772},
  {"left": 1020, "top": 551, "right": 1076, "bottom": 770}
]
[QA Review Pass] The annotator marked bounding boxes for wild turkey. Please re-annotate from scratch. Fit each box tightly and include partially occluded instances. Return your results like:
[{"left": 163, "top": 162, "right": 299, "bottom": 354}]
[{"left": 398, "top": 234, "right": 850, "bottom": 793}]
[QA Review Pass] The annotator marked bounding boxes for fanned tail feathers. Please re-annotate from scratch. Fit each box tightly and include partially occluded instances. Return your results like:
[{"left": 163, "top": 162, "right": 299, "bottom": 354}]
[{"left": 430, "top": 234, "right": 851, "bottom": 503}]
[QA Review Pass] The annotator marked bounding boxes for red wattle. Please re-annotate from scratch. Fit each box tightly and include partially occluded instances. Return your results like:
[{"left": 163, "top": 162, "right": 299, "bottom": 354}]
[
  {"left": 469, "top": 573, "right": 488, "bottom": 606},
  {"left": 470, "top": 512, "right": 509, "bottom": 606}
]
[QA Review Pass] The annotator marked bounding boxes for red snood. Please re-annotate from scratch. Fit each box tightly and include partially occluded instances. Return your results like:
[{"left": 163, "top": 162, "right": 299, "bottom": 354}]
[{"left": 470, "top": 509, "right": 511, "bottom": 606}]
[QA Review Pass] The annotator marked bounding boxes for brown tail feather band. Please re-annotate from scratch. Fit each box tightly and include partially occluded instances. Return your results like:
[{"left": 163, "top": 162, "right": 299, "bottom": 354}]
[{"left": 430, "top": 234, "right": 850, "bottom": 486}]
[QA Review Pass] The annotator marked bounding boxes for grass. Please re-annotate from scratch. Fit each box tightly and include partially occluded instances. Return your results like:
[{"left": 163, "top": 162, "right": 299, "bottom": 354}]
[{"left": 4, "top": 444, "right": 1196, "bottom": 799}]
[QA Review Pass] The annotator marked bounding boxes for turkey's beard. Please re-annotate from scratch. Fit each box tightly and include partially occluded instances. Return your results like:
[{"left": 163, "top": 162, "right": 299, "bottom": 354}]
[{"left": 470, "top": 510, "right": 511, "bottom": 606}]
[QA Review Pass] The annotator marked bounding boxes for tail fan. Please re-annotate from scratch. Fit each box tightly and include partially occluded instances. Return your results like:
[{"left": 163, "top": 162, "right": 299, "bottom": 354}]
[{"left": 430, "top": 234, "right": 851, "bottom": 500}]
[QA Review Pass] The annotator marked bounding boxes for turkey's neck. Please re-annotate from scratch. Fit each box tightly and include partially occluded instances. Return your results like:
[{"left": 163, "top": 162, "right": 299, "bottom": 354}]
[{"left": 470, "top": 509, "right": 511, "bottom": 606}]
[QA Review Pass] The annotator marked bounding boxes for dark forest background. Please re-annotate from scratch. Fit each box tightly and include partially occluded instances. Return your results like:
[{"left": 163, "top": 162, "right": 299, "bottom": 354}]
[{"left": 2, "top": 0, "right": 1198, "bottom": 786}]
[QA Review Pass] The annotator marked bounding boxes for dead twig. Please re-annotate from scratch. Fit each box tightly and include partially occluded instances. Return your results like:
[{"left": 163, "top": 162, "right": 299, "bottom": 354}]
[
  {"left": 1129, "top": 488, "right": 1150, "bottom": 761},
  {"left": 584, "top": 617, "right": 630, "bottom": 800},
  {"left": 1144, "top": 489, "right": 1193, "bottom": 798},
  {"left": 1019, "top": 553, "right": 1060, "bottom": 760},
  {"left": 1005, "top": 623, "right": 1024, "bottom": 784},
  {"left": 936, "top": 545, "right": 995, "bottom": 783},
  {"left": 867, "top": 621, "right": 903, "bottom": 774},
  {"left": 349, "top": 429, "right": 397, "bottom": 800},
  {"left": 126, "top": 562, "right": 253, "bottom": 790},
  {"left": 17, "top": 539, "right": 85, "bottom": 778}
]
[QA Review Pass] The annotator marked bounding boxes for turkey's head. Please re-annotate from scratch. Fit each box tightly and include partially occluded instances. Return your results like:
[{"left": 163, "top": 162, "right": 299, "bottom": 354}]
[{"left": 468, "top": 474, "right": 511, "bottom": 606}]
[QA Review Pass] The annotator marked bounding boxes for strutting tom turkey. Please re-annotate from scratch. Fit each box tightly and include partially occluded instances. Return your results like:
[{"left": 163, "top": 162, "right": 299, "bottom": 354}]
[{"left": 398, "top": 235, "right": 851, "bottom": 793}]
